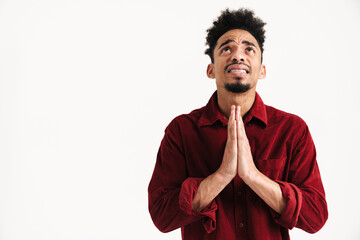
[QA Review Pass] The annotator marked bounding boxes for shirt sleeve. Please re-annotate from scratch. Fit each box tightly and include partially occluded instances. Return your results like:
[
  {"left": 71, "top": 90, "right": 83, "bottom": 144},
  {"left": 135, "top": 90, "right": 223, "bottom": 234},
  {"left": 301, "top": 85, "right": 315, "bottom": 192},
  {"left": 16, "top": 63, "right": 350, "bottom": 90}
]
[
  {"left": 148, "top": 119, "right": 218, "bottom": 233},
  {"left": 271, "top": 123, "right": 328, "bottom": 233}
]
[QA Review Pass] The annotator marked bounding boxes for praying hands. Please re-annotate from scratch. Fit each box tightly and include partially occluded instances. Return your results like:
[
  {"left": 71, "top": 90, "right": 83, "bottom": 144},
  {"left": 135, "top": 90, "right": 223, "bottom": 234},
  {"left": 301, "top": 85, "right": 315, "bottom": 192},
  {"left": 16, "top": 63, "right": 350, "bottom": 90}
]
[{"left": 193, "top": 105, "right": 285, "bottom": 214}]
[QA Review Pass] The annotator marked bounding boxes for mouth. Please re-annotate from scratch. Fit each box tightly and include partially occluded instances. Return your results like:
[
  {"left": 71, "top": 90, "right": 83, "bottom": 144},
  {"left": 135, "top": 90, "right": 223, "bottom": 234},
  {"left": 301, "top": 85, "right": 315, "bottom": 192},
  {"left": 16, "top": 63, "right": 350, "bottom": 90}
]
[
  {"left": 225, "top": 64, "right": 250, "bottom": 77},
  {"left": 227, "top": 69, "right": 248, "bottom": 74}
]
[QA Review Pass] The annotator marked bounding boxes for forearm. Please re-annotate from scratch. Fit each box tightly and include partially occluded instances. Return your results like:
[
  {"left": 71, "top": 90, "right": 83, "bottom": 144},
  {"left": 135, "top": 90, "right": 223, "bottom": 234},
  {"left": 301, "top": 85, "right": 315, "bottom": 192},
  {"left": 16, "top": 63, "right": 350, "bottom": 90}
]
[
  {"left": 244, "top": 169, "right": 286, "bottom": 214},
  {"left": 192, "top": 105, "right": 237, "bottom": 211},
  {"left": 149, "top": 188, "right": 193, "bottom": 232},
  {"left": 192, "top": 171, "right": 232, "bottom": 211},
  {"left": 149, "top": 177, "right": 217, "bottom": 233}
]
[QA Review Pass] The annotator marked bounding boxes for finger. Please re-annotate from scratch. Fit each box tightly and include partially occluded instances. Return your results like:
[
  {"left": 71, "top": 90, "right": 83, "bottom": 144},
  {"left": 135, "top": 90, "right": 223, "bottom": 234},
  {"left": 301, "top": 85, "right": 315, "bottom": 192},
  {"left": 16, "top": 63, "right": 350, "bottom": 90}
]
[
  {"left": 228, "top": 105, "right": 236, "bottom": 141},
  {"left": 229, "top": 105, "right": 235, "bottom": 123},
  {"left": 236, "top": 106, "right": 246, "bottom": 140},
  {"left": 235, "top": 106, "right": 241, "bottom": 122},
  {"left": 235, "top": 106, "right": 244, "bottom": 133}
]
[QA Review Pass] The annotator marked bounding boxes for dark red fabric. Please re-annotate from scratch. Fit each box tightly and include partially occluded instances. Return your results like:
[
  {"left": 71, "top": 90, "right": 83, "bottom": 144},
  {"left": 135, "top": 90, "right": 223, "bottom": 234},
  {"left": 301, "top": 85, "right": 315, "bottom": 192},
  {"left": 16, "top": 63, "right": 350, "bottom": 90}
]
[{"left": 148, "top": 91, "right": 328, "bottom": 240}]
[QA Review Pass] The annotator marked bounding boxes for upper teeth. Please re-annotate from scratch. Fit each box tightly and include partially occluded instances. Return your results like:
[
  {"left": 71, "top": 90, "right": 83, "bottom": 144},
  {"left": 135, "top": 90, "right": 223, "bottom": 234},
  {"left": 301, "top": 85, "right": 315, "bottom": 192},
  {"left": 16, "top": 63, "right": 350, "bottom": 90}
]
[{"left": 230, "top": 69, "right": 247, "bottom": 73}]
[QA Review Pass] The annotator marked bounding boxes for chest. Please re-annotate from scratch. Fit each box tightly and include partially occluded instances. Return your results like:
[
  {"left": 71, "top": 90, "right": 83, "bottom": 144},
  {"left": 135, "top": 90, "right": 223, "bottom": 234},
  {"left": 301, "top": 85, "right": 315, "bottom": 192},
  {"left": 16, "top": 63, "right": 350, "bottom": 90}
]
[{"left": 182, "top": 123, "right": 292, "bottom": 180}]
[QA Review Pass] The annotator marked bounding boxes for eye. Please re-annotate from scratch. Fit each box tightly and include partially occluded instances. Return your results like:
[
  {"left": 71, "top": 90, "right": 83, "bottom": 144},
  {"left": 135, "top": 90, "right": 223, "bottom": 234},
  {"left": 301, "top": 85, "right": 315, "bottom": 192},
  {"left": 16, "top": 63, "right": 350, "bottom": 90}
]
[
  {"left": 221, "top": 46, "right": 231, "bottom": 53},
  {"left": 246, "top": 47, "right": 255, "bottom": 53}
]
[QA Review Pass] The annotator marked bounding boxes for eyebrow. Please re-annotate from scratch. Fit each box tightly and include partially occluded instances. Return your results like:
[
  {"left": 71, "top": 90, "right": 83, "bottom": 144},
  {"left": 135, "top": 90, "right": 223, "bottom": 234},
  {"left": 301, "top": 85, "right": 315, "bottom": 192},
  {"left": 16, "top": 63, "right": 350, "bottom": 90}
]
[
  {"left": 218, "top": 39, "right": 235, "bottom": 49},
  {"left": 217, "top": 39, "right": 258, "bottom": 50},
  {"left": 242, "top": 40, "right": 257, "bottom": 49}
]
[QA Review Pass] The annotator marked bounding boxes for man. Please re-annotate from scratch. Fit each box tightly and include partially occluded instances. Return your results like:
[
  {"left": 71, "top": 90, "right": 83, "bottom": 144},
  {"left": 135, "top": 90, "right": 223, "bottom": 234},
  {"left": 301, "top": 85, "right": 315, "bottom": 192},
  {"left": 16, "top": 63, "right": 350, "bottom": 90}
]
[{"left": 148, "top": 8, "right": 328, "bottom": 240}]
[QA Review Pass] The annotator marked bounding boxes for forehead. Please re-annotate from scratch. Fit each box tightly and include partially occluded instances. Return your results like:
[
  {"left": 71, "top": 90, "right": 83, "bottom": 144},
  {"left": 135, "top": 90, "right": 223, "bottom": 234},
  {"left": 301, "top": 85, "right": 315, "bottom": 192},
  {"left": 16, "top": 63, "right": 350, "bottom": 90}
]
[{"left": 216, "top": 29, "right": 259, "bottom": 48}]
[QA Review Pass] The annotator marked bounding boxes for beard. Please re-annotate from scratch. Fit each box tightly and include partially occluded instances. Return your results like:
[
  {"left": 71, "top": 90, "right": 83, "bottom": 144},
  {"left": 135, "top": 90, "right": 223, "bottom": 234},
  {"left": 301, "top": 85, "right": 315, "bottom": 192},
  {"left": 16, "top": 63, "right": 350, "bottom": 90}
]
[{"left": 224, "top": 79, "right": 250, "bottom": 93}]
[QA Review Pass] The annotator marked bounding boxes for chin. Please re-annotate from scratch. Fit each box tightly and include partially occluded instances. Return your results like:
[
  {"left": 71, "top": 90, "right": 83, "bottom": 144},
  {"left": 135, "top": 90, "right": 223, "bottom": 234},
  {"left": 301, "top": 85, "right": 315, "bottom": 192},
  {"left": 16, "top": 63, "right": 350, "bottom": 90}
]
[{"left": 224, "top": 83, "right": 250, "bottom": 93}]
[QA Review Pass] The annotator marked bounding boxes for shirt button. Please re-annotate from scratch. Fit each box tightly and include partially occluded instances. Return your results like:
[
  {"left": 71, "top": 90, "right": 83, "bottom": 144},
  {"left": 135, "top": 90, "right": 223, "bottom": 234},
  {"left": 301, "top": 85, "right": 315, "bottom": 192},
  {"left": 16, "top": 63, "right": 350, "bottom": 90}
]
[
  {"left": 239, "top": 223, "right": 244, "bottom": 228},
  {"left": 237, "top": 191, "right": 241, "bottom": 196}
]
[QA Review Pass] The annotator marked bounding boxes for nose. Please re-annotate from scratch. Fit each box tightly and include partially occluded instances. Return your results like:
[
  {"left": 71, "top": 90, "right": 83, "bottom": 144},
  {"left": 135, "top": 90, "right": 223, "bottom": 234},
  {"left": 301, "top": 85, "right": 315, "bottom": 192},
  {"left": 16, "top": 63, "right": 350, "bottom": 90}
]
[{"left": 231, "top": 48, "right": 245, "bottom": 62}]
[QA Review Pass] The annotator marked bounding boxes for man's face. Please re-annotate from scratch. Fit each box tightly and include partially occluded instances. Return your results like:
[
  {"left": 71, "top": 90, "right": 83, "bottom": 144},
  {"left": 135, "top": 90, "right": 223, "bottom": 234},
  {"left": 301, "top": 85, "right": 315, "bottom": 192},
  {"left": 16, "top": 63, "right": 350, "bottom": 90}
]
[{"left": 207, "top": 29, "right": 266, "bottom": 94}]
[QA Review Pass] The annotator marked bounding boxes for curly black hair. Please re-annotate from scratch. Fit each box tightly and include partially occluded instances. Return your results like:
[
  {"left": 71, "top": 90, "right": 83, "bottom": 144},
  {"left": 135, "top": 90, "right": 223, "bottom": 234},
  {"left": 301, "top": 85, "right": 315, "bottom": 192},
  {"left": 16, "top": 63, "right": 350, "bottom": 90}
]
[{"left": 205, "top": 8, "right": 266, "bottom": 63}]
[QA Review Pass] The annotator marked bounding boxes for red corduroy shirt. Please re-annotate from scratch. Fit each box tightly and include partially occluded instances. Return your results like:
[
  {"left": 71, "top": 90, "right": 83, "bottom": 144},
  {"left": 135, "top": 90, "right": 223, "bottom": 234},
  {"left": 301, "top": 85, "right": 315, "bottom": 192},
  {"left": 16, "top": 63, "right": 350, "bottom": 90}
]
[{"left": 148, "top": 91, "right": 328, "bottom": 240}]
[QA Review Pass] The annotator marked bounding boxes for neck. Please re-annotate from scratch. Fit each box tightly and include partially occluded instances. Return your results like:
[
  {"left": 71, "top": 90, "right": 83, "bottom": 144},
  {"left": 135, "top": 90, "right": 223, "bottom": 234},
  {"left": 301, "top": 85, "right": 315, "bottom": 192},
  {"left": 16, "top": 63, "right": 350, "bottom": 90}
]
[{"left": 217, "top": 90, "right": 256, "bottom": 119}]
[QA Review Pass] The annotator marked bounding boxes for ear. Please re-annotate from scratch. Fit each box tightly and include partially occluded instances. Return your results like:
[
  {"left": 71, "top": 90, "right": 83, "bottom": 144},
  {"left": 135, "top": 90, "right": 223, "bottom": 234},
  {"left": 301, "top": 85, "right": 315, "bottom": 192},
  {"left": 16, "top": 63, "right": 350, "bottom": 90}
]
[
  {"left": 206, "top": 63, "right": 215, "bottom": 79},
  {"left": 259, "top": 64, "right": 266, "bottom": 79}
]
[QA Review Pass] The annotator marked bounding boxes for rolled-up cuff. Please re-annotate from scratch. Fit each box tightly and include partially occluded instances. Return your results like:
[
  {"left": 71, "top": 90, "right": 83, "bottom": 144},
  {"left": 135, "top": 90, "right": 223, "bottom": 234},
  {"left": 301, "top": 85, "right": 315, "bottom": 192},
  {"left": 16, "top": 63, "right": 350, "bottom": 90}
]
[
  {"left": 271, "top": 181, "right": 302, "bottom": 229},
  {"left": 179, "top": 177, "right": 218, "bottom": 233}
]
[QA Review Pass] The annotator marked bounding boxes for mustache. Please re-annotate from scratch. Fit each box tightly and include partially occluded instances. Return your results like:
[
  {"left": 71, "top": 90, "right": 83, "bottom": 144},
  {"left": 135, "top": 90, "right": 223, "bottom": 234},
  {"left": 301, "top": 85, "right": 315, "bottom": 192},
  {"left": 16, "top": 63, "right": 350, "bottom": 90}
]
[{"left": 224, "top": 62, "right": 251, "bottom": 73}]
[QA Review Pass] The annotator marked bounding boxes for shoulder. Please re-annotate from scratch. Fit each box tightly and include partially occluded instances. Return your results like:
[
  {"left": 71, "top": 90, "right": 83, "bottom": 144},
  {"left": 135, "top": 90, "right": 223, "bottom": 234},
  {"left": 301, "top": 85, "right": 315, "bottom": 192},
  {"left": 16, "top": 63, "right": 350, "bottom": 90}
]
[
  {"left": 264, "top": 105, "right": 315, "bottom": 153},
  {"left": 264, "top": 104, "right": 311, "bottom": 144},
  {"left": 265, "top": 104, "right": 307, "bottom": 130},
  {"left": 165, "top": 106, "right": 205, "bottom": 132}
]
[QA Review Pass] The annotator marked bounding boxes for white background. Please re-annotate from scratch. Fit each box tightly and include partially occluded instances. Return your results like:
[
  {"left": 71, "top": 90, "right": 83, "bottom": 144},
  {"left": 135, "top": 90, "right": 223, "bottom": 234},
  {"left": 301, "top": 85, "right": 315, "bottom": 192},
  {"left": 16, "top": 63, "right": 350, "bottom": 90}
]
[{"left": 0, "top": 0, "right": 359, "bottom": 239}]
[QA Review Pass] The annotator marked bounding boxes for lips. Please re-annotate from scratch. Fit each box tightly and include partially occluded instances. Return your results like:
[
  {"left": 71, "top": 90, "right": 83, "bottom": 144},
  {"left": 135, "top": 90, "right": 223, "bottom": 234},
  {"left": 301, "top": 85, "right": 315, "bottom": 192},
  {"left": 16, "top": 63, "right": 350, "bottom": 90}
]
[
  {"left": 225, "top": 64, "right": 250, "bottom": 78},
  {"left": 226, "top": 64, "right": 250, "bottom": 74}
]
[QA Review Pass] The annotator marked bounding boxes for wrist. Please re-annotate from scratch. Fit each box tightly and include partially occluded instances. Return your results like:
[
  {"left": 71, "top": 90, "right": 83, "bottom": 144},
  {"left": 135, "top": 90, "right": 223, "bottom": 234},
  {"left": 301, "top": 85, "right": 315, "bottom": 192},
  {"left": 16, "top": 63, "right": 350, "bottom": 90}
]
[
  {"left": 242, "top": 167, "right": 261, "bottom": 185},
  {"left": 214, "top": 169, "right": 234, "bottom": 186}
]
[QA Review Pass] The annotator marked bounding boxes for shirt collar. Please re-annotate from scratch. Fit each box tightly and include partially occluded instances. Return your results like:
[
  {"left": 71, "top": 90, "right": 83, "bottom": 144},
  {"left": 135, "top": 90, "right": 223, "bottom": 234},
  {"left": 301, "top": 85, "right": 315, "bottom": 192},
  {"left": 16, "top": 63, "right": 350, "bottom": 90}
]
[{"left": 198, "top": 91, "right": 268, "bottom": 127}]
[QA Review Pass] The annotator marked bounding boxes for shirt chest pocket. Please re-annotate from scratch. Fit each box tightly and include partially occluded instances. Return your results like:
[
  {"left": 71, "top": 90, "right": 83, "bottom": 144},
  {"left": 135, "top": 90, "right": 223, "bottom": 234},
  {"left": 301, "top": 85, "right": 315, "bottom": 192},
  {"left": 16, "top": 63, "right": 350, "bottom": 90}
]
[{"left": 254, "top": 157, "right": 287, "bottom": 181}]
